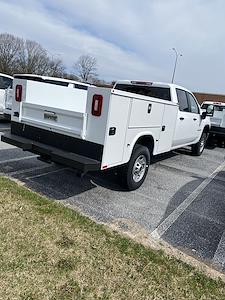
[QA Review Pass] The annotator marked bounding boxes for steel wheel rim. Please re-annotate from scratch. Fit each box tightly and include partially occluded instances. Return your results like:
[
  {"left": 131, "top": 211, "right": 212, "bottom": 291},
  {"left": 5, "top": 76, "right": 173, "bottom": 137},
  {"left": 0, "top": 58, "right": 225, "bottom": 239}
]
[{"left": 132, "top": 155, "right": 147, "bottom": 183}]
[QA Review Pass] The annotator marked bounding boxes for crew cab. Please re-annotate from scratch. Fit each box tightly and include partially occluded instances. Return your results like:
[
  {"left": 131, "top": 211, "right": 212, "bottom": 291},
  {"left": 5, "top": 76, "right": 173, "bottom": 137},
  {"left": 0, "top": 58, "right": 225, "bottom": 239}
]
[
  {"left": 201, "top": 101, "right": 225, "bottom": 140},
  {"left": 0, "top": 73, "right": 13, "bottom": 119},
  {"left": 1, "top": 77, "right": 210, "bottom": 190}
]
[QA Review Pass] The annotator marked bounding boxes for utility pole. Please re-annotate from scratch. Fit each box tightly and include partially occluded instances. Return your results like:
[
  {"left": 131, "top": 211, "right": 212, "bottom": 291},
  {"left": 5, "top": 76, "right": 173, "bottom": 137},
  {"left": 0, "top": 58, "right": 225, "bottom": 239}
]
[{"left": 171, "top": 48, "right": 182, "bottom": 83}]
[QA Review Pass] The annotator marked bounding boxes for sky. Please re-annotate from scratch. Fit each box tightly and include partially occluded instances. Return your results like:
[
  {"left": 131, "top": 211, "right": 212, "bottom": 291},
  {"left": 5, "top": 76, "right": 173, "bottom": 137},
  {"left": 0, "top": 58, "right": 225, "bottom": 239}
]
[{"left": 0, "top": 0, "right": 225, "bottom": 93}]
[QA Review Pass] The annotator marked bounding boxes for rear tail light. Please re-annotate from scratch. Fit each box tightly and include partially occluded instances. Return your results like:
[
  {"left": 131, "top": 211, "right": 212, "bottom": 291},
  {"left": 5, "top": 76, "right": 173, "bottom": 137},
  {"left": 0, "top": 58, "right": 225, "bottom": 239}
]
[
  {"left": 92, "top": 94, "right": 103, "bottom": 116},
  {"left": 15, "top": 85, "right": 22, "bottom": 102}
]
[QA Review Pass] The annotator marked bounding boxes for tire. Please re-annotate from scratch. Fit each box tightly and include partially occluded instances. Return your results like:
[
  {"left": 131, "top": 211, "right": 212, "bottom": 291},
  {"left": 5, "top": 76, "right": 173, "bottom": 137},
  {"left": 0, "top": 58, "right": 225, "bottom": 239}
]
[
  {"left": 191, "top": 132, "right": 208, "bottom": 156},
  {"left": 120, "top": 144, "right": 150, "bottom": 191}
]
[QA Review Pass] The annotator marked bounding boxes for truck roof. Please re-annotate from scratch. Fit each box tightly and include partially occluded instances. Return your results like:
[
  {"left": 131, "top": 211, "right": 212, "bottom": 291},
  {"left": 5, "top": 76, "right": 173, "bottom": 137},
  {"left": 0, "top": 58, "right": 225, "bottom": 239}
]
[
  {"left": 13, "top": 74, "right": 91, "bottom": 87},
  {"left": 0, "top": 73, "right": 13, "bottom": 79},
  {"left": 113, "top": 80, "right": 191, "bottom": 92},
  {"left": 202, "top": 100, "right": 225, "bottom": 106}
]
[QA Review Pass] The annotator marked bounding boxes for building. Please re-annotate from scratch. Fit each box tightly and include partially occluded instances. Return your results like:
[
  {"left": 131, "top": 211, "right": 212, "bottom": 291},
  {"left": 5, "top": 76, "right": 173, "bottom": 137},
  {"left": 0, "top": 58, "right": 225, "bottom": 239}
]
[{"left": 194, "top": 92, "right": 225, "bottom": 105}]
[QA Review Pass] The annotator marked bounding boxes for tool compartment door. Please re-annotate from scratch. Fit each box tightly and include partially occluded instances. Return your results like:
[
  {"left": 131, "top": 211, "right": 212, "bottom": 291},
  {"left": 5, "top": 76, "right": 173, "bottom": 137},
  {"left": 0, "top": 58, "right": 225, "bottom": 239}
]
[
  {"left": 101, "top": 94, "right": 131, "bottom": 167},
  {"left": 129, "top": 98, "right": 164, "bottom": 128}
]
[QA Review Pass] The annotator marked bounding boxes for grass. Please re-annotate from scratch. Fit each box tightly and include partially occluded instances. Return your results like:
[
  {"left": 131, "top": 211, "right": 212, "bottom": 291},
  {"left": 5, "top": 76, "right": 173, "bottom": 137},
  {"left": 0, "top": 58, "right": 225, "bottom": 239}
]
[{"left": 0, "top": 176, "right": 225, "bottom": 300}]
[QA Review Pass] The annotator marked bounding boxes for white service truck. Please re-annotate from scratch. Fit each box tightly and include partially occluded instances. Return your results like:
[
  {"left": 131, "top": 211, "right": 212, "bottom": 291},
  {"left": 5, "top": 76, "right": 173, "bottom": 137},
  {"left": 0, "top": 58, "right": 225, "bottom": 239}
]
[
  {"left": 0, "top": 73, "right": 13, "bottom": 119},
  {"left": 1, "top": 76, "right": 211, "bottom": 190},
  {"left": 201, "top": 101, "right": 225, "bottom": 141}
]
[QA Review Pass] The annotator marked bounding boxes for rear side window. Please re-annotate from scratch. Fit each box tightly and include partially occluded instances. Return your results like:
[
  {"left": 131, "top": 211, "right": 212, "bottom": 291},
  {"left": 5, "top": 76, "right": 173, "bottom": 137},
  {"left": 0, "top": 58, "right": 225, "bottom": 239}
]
[
  {"left": 187, "top": 93, "right": 199, "bottom": 114},
  {"left": 176, "top": 89, "right": 189, "bottom": 112},
  {"left": 114, "top": 84, "right": 171, "bottom": 101},
  {"left": 0, "top": 76, "right": 12, "bottom": 89}
]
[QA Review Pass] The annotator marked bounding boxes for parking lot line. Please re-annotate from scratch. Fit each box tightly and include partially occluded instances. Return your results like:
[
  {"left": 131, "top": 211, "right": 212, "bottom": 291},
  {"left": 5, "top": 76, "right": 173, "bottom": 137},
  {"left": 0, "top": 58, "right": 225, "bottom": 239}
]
[
  {"left": 0, "top": 155, "right": 37, "bottom": 165},
  {"left": 151, "top": 160, "right": 225, "bottom": 240},
  {"left": 212, "top": 231, "right": 225, "bottom": 269},
  {"left": 26, "top": 167, "right": 69, "bottom": 180}
]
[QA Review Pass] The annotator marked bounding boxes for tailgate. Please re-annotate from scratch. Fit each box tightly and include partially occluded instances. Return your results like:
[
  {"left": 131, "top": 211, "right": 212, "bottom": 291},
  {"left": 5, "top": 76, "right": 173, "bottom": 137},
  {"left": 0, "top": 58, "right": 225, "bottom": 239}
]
[
  {"left": 13, "top": 78, "right": 89, "bottom": 139},
  {"left": 21, "top": 102, "right": 87, "bottom": 139}
]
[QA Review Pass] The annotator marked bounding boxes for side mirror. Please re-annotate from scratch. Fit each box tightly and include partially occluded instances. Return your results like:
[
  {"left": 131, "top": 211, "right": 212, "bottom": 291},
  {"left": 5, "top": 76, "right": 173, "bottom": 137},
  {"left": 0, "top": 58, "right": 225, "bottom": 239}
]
[
  {"left": 206, "top": 104, "right": 214, "bottom": 116},
  {"left": 201, "top": 111, "right": 207, "bottom": 119}
]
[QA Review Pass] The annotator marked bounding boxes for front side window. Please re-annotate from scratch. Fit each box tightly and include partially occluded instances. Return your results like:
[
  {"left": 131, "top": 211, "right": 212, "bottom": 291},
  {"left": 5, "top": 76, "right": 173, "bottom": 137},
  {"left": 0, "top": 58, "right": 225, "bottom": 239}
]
[
  {"left": 0, "top": 76, "right": 12, "bottom": 89},
  {"left": 176, "top": 89, "right": 189, "bottom": 112},
  {"left": 187, "top": 93, "right": 199, "bottom": 114}
]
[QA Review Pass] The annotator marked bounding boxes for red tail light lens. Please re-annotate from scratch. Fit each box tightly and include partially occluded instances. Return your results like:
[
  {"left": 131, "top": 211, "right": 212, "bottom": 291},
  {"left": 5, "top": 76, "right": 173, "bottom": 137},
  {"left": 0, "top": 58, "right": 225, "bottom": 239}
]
[
  {"left": 92, "top": 94, "right": 103, "bottom": 116},
  {"left": 15, "top": 85, "right": 22, "bottom": 102}
]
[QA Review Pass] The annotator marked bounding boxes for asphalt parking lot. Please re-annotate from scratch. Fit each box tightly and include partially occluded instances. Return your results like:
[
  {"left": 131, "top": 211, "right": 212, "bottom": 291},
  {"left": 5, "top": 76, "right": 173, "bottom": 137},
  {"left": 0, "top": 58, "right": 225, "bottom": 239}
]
[{"left": 1, "top": 122, "right": 225, "bottom": 273}]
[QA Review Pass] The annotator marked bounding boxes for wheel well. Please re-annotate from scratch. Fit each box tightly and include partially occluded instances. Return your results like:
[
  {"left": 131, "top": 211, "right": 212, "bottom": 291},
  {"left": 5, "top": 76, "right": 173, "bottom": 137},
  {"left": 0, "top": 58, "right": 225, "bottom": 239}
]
[{"left": 135, "top": 135, "right": 154, "bottom": 155}]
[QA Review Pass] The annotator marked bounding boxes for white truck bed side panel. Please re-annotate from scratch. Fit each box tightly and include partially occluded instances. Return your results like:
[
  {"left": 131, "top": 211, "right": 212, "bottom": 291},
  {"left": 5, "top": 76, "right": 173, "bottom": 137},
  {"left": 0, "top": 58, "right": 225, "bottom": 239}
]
[
  {"left": 123, "top": 128, "right": 161, "bottom": 164},
  {"left": 25, "top": 81, "right": 87, "bottom": 113},
  {"left": 85, "top": 87, "right": 112, "bottom": 145},
  {"left": 156, "top": 104, "right": 178, "bottom": 153},
  {"left": 101, "top": 94, "right": 131, "bottom": 168}
]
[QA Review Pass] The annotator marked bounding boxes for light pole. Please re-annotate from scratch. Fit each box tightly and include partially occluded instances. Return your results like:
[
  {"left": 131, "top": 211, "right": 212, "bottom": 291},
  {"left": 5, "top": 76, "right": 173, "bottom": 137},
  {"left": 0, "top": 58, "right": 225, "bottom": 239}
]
[{"left": 171, "top": 48, "right": 182, "bottom": 83}]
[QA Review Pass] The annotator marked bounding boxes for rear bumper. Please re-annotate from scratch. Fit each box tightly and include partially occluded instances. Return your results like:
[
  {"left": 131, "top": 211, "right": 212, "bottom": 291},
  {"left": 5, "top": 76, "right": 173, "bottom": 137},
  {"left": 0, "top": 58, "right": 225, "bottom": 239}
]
[
  {"left": 1, "top": 133, "right": 101, "bottom": 173},
  {"left": 210, "top": 126, "right": 225, "bottom": 137}
]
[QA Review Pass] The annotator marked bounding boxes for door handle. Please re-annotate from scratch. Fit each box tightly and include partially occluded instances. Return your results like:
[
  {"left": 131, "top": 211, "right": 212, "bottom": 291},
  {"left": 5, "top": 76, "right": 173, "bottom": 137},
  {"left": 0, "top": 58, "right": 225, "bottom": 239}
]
[
  {"left": 179, "top": 117, "right": 184, "bottom": 120},
  {"left": 193, "top": 118, "right": 197, "bottom": 121}
]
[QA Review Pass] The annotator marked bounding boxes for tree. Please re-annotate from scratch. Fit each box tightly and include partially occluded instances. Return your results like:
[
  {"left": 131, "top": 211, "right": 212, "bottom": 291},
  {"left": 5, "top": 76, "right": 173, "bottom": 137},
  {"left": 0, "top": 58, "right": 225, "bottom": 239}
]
[
  {"left": 0, "top": 33, "right": 65, "bottom": 77},
  {"left": 45, "top": 57, "right": 65, "bottom": 77},
  {"left": 16, "top": 40, "right": 65, "bottom": 76},
  {"left": 73, "top": 55, "right": 97, "bottom": 82},
  {"left": 16, "top": 39, "right": 49, "bottom": 74},
  {"left": 0, "top": 33, "right": 23, "bottom": 75}
]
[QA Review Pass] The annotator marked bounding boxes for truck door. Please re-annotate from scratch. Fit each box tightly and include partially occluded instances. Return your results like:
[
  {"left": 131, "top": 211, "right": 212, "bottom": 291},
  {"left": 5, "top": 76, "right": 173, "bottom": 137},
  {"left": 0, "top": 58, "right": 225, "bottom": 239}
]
[
  {"left": 186, "top": 92, "right": 201, "bottom": 141},
  {"left": 172, "top": 89, "right": 197, "bottom": 147}
]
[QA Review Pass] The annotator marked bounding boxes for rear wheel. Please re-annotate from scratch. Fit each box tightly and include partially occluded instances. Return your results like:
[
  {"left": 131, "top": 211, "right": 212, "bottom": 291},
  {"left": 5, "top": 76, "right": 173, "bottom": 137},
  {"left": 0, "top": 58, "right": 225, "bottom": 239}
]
[
  {"left": 120, "top": 144, "right": 150, "bottom": 190},
  {"left": 191, "top": 132, "right": 208, "bottom": 156}
]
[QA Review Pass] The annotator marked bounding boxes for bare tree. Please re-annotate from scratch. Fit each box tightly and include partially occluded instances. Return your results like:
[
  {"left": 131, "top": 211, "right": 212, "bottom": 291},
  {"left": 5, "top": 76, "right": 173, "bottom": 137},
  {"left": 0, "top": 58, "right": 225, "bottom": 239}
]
[
  {"left": 0, "top": 33, "right": 23, "bottom": 75},
  {"left": 0, "top": 33, "right": 66, "bottom": 77},
  {"left": 16, "top": 39, "right": 50, "bottom": 74},
  {"left": 45, "top": 57, "right": 65, "bottom": 77},
  {"left": 16, "top": 40, "right": 65, "bottom": 76},
  {"left": 73, "top": 55, "right": 97, "bottom": 82}
]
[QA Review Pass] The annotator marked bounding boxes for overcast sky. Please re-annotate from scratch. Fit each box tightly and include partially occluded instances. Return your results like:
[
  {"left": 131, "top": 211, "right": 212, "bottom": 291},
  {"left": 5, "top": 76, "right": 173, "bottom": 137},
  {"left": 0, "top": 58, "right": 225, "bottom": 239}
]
[{"left": 0, "top": 0, "right": 225, "bottom": 93}]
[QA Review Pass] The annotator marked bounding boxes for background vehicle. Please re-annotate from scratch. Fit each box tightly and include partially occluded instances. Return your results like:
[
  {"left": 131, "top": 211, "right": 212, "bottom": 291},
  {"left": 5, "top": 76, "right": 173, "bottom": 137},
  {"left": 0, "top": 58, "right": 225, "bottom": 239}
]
[
  {"left": 0, "top": 73, "right": 13, "bottom": 120},
  {"left": 3, "top": 87, "right": 13, "bottom": 120},
  {"left": 2, "top": 77, "right": 210, "bottom": 190},
  {"left": 201, "top": 101, "right": 225, "bottom": 142}
]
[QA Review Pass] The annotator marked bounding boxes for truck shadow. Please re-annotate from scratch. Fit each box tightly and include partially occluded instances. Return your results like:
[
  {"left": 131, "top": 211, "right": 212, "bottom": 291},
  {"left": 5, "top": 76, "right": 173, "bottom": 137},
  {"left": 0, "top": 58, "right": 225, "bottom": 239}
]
[
  {"left": 14, "top": 148, "right": 197, "bottom": 198},
  {"left": 20, "top": 150, "right": 180, "bottom": 198}
]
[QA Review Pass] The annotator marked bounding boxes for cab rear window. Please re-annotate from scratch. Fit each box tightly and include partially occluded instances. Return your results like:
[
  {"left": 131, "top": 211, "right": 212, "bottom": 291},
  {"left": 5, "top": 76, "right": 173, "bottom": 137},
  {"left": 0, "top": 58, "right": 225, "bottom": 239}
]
[{"left": 114, "top": 84, "right": 171, "bottom": 101}]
